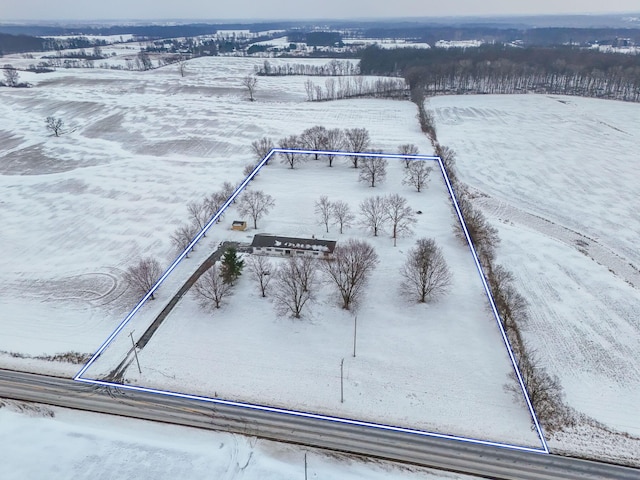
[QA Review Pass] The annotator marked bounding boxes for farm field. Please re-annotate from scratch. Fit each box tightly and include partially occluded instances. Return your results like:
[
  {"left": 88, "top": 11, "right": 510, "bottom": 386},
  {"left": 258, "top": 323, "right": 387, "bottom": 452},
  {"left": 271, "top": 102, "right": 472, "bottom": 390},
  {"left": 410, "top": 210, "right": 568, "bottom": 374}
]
[
  {"left": 1, "top": 50, "right": 640, "bottom": 465},
  {"left": 431, "top": 93, "right": 640, "bottom": 463},
  {"left": 0, "top": 55, "right": 429, "bottom": 376}
]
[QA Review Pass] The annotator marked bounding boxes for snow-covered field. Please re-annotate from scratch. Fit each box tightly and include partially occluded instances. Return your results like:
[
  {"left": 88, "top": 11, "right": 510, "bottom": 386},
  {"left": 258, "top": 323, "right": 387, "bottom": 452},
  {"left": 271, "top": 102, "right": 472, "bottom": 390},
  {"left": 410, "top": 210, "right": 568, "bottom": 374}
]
[
  {"left": 0, "top": 401, "right": 474, "bottom": 480},
  {"left": 431, "top": 94, "right": 640, "bottom": 463},
  {"left": 0, "top": 56, "right": 431, "bottom": 372},
  {"left": 3, "top": 50, "right": 640, "bottom": 464}
]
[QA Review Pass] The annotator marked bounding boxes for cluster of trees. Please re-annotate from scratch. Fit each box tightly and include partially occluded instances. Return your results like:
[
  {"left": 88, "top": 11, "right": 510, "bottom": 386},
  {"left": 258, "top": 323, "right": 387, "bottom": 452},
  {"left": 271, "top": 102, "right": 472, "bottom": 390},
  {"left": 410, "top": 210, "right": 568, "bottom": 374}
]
[
  {"left": 415, "top": 96, "right": 574, "bottom": 434},
  {"left": 1, "top": 64, "right": 27, "bottom": 88},
  {"left": 304, "top": 76, "right": 408, "bottom": 102},
  {"left": 42, "top": 45, "right": 106, "bottom": 61},
  {"left": 254, "top": 59, "right": 359, "bottom": 76},
  {"left": 169, "top": 182, "right": 236, "bottom": 256},
  {"left": 252, "top": 126, "right": 373, "bottom": 168},
  {"left": 315, "top": 191, "right": 430, "bottom": 247},
  {"left": 360, "top": 45, "right": 640, "bottom": 103},
  {"left": 248, "top": 234, "right": 451, "bottom": 318},
  {"left": 251, "top": 129, "right": 433, "bottom": 194},
  {"left": 0, "top": 32, "right": 47, "bottom": 55},
  {"left": 193, "top": 247, "right": 244, "bottom": 310}
]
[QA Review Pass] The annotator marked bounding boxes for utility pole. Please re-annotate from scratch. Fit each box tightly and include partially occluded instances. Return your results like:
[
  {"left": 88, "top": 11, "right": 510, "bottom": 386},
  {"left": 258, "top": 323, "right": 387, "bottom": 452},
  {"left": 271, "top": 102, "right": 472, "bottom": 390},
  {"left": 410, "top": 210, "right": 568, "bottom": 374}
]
[
  {"left": 340, "top": 358, "right": 344, "bottom": 404},
  {"left": 304, "top": 453, "right": 308, "bottom": 480},
  {"left": 130, "top": 331, "right": 142, "bottom": 374},
  {"left": 353, "top": 315, "right": 357, "bottom": 357}
]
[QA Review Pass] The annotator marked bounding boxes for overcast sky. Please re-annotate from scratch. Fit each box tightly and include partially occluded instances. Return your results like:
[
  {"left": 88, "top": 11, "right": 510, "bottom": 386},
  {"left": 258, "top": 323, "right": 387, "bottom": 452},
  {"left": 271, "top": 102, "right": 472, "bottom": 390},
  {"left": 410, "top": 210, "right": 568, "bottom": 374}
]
[{"left": 2, "top": 0, "right": 639, "bottom": 21}]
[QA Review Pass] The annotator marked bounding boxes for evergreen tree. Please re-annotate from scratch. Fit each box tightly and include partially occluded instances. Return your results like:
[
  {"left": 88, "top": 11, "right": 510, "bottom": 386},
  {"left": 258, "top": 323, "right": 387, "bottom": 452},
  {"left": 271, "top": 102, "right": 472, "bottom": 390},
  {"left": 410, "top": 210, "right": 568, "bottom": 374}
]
[{"left": 220, "top": 247, "right": 244, "bottom": 285}]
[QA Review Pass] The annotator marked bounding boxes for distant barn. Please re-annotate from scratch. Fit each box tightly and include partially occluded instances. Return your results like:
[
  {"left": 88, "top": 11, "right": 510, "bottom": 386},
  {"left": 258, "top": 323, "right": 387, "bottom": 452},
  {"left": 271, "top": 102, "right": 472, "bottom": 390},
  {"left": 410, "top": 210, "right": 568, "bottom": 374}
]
[{"left": 251, "top": 234, "right": 336, "bottom": 258}]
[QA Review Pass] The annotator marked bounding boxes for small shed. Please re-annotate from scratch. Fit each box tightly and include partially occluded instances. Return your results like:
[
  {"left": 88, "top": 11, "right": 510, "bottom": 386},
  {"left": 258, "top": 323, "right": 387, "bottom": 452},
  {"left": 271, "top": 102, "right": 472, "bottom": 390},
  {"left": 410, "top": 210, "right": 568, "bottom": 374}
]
[
  {"left": 232, "top": 220, "right": 247, "bottom": 231},
  {"left": 251, "top": 234, "right": 336, "bottom": 258}
]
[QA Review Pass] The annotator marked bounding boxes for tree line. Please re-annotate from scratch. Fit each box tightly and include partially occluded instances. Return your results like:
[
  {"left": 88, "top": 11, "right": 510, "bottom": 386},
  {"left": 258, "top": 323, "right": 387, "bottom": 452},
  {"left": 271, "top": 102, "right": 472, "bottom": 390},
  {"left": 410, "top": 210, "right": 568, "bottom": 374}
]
[
  {"left": 413, "top": 95, "right": 575, "bottom": 435},
  {"left": 303, "top": 77, "right": 408, "bottom": 102},
  {"left": 254, "top": 59, "right": 359, "bottom": 76},
  {"left": 360, "top": 44, "right": 640, "bottom": 103}
]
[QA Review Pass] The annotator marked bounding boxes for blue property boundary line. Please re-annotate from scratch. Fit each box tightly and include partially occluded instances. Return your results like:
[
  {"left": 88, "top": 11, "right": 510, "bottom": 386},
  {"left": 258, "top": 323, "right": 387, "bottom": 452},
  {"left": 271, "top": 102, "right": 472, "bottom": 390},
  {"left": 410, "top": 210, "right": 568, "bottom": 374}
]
[{"left": 75, "top": 148, "right": 549, "bottom": 454}]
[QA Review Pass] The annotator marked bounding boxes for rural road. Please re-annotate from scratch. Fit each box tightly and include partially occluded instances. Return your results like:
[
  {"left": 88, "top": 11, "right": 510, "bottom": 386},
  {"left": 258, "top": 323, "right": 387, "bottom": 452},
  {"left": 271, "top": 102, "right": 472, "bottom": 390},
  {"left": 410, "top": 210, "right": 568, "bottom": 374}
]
[{"left": 1, "top": 369, "right": 638, "bottom": 480}]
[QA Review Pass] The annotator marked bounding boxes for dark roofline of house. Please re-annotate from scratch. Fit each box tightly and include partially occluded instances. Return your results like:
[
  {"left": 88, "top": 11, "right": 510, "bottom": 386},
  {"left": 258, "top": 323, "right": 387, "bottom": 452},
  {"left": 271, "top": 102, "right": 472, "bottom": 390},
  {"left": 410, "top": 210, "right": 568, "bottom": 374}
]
[{"left": 251, "top": 234, "right": 337, "bottom": 253}]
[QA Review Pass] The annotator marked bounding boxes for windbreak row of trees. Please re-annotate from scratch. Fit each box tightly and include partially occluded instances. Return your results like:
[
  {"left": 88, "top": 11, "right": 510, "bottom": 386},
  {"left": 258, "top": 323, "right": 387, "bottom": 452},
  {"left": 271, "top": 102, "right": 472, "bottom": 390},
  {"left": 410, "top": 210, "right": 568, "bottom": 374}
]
[
  {"left": 254, "top": 59, "right": 359, "bottom": 76},
  {"left": 412, "top": 95, "right": 575, "bottom": 435},
  {"left": 360, "top": 45, "right": 640, "bottom": 102},
  {"left": 303, "top": 76, "right": 408, "bottom": 101}
]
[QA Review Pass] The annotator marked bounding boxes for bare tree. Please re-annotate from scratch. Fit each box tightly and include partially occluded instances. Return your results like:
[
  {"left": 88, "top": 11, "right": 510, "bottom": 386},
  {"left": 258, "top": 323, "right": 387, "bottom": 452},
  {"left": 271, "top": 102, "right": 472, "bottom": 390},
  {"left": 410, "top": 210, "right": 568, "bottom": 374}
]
[
  {"left": 487, "top": 264, "right": 529, "bottom": 334},
  {"left": 45, "top": 116, "right": 64, "bottom": 137},
  {"left": 187, "top": 199, "right": 210, "bottom": 233},
  {"left": 398, "top": 143, "right": 419, "bottom": 168},
  {"left": 344, "top": 128, "right": 370, "bottom": 168},
  {"left": 321, "top": 239, "right": 379, "bottom": 310},
  {"left": 204, "top": 190, "right": 228, "bottom": 218},
  {"left": 193, "top": 263, "right": 233, "bottom": 309},
  {"left": 242, "top": 75, "right": 258, "bottom": 101},
  {"left": 300, "top": 126, "right": 328, "bottom": 159},
  {"left": 3, "top": 64, "right": 19, "bottom": 87},
  {"left": 403, "top": 160, "right": 433, "bottom": 193},
  {"left": 243, "top": 163, "right": 257, "bottom": 177},
  {"left": 137, "top": 50, "right": 153, "bottom": 71},
  {"left": 247, "top": 255, "right": 273, "bottom": 297},
  {"left": 170, "top": 223, "right": 198, "bottom": 257},
  {"left": 220, "top": 181, "right": 236, "bottom": 200},
  {"left": 177, "top": 55, "right": 187, "bottom": 77},
  {"left": 272, "top": 256, "right": 317, "bottom": 318},
  {"left": 505, "top": 347, "right": 573, "bottom": 434},
  {"left": 278, "top": 135, "right": 305, "bottom": 169},
  {"left": 315, "top": 195, "right": 333, "bottom": 233},
  {"left": 401, "top": 238, "right": 452, "bottom": 303},
  {"left": 435, "top": 144, "right": 458, "bottom": 185},
  {"left": 251, "top": 137, "right": 274, "bottom": 162},
  {"left": 123, "top": 257, "right": 163, "bottom": 300},
  {"left": 384, "top": 194, "right": 416, "bottom": 246},
  {"left": 304, "top": 79, "right": 314, "bottom": 101},
  {"left": 359, "top": 155, "right": 387, "bottom": 187},
  {"left": 238, "top": 189, "right": 275, "bottom": 229},
  {"left": 359, "top": 196, "right": 387, "bottom": 236},
  {"left": 454, "top": 190, "right": 500, "bottom": 267},
  {"left": 324, "top": 128, "right": 344, "bottom": 167},
  {"left": 332, "top": 200, "right": 355, "bottom": 234}
]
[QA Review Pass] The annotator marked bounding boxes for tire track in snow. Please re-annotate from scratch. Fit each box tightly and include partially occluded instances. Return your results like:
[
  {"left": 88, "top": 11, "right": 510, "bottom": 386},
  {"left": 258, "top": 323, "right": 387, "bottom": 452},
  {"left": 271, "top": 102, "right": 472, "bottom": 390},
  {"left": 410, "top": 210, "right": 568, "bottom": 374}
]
[{"left": 469, "top": 187, "right": 640, "bottom": 290}]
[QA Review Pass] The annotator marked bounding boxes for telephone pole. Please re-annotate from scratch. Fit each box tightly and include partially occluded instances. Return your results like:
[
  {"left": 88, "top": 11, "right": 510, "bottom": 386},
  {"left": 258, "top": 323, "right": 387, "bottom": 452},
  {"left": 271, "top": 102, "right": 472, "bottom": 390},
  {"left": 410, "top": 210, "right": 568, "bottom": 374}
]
[
  {"left": 130, "top": 331, "right": 142, "bottom": 374},
  {"left": 340, "top": 358, "right": 344, "bottom": 403},
  {"left": 353, "top": 315, "right": 357, "bottom": 357}
]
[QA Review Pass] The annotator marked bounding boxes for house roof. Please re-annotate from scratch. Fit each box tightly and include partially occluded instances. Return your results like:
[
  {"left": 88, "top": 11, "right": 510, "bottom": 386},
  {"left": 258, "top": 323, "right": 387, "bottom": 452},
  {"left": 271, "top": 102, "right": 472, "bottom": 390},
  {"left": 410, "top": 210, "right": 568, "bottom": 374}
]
[{"left": 251, "top": 234, "right": 337, "bottom": 253}]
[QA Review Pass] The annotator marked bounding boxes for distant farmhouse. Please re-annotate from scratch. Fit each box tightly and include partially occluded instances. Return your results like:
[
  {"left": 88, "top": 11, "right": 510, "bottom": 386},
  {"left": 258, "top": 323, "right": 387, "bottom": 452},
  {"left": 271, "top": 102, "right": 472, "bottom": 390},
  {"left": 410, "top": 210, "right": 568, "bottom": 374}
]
[{"left": 251, "top": 234, "right": 336, "bottom": 258}]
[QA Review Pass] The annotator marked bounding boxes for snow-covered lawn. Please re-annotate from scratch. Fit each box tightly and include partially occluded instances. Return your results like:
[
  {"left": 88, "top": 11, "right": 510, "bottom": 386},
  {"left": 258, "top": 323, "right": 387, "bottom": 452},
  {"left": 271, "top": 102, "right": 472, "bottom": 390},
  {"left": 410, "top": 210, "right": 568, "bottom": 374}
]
[
  {"left": 431, "top": 93, "right": 640, "bottom": 464},
  {"left": 81, "top": 155, "right": 540, "bottom": 448},
  {"left": 0, "top": 401, "right": 475, "bottom": 480}
]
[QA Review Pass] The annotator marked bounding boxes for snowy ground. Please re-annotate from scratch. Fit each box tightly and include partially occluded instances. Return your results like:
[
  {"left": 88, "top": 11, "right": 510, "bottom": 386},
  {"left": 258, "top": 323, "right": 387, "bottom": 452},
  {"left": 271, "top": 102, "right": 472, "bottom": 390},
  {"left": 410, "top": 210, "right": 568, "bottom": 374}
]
[
  {"left": 431, "top": 94, "right": 640, "bottom": 464},
  {"left": 3, "top": 51, "right": 639, "bottom": 464},
  {"left": 82, "top": 155, "right": 540, "bottom": 448},
  {"left": 0, "top": 401, "right": 476, "bottom": 480},
  {"left": 0, "top": 55, "right": 430, "bottom": 375}
]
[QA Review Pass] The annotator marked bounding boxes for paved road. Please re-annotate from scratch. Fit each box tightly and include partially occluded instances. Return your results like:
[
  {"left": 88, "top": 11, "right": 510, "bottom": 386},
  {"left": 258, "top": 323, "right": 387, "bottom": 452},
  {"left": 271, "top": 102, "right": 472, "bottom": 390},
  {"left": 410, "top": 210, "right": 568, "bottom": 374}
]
[{"left": 1, "top": 369, "right": 638, "bottom": 480}]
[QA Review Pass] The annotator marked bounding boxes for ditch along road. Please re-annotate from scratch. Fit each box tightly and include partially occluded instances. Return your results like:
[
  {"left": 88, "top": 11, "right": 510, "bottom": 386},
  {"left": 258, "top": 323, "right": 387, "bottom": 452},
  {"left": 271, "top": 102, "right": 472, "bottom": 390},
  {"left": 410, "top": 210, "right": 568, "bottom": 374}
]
[{"left": 1, "top": 369, "right": 638, "bottom": 480}]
